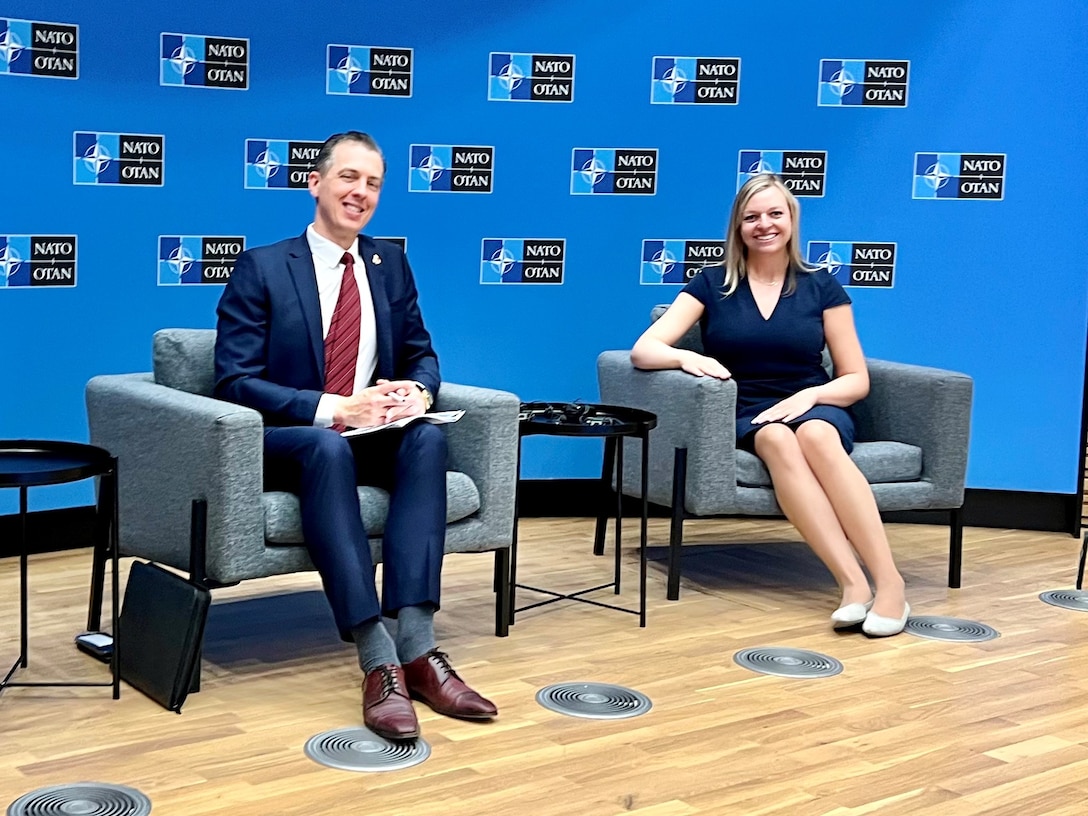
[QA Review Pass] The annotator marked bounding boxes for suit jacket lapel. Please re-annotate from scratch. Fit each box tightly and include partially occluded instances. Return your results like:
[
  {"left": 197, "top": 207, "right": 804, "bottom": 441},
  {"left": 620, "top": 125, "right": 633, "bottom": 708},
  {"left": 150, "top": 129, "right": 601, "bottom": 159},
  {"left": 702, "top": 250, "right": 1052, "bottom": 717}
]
[
  {"left": 285, "top": 233, "right": 325, "bottom": 378},
  {"left": 359, "top": 235, "right": 395, "bottom": 378}
]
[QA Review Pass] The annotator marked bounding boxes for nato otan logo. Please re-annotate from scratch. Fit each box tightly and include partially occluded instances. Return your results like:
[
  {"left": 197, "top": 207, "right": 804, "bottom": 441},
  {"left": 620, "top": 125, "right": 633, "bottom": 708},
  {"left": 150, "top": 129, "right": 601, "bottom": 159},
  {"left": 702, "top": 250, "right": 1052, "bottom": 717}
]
[
  {"left": 488, "top": 53, "right": 574, "bottom": 102},
  {"left": 0, "top": 18, "right": 78, "bottom": 78},
  {"left": 651, "top": 57, "right": 739, "bottom": 104},
  {"left": 641, "top": 239, "right": 724, "bottom": 285},
  {"left": 245, "top": 139, "right": 323, "bottom": 189},
  {"left": 327, "top": 45, "right": 412, "bottom": 96},
  {"left": 571, "top": 148, "right": 657, "bottom": 195},
  {"left": 818, "top": 59, "right": 909, "bottom": 107},
  {"left": 913, "top": 152, "right": 1005, "bottom": 200},
  {"left": 738, "top": 150, "right": 827, "bottom": 197},
  {"left": 160, "top": 33, "right": 249, "bottom": 89},
  {"left": 409, "top": 145, "right": 494, "bottom": 193},
  {"left": 807, "top": 241, "right": 896, "bottom": 288},
  {"left": 0, "top": 235, "right": 76, "bottom": 288},
  {"left": 481, "top": 239, "right": 565, "bottom": 284},
  {"left": 74, "top": 132, "right": 164, "bottom": 186},
  {"left": 158, "top": 236, "right": 244, "bottom": 285}
]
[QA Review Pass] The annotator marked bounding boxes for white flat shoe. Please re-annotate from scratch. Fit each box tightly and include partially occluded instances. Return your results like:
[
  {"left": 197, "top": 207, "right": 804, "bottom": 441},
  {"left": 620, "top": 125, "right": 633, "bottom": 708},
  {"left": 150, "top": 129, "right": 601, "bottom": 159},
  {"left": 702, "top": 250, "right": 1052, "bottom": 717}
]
[
  {"left": 831, "top": 599, "right": 874, "bottom": 628},
  {"left": 862, "top": 602, "right": 911, "bottom": 637}
]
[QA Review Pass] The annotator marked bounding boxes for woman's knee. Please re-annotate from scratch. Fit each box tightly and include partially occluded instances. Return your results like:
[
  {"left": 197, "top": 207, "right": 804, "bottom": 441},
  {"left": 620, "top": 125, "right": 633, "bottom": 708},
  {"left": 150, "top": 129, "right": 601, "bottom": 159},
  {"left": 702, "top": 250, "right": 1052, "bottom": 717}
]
[
  {"left": 795, "top": 421, "right": 850, "bottom": 465},
  {"left": 753, "top": 423, "right": 802, "bottom": 464}
]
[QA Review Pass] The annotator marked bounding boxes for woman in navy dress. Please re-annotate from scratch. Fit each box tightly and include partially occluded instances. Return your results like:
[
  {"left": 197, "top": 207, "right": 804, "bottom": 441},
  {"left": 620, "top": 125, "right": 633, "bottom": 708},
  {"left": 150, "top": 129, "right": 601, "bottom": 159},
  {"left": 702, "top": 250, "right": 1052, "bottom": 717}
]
[{"left": 631, "top": 174, "right": 909, "bottom": 636}]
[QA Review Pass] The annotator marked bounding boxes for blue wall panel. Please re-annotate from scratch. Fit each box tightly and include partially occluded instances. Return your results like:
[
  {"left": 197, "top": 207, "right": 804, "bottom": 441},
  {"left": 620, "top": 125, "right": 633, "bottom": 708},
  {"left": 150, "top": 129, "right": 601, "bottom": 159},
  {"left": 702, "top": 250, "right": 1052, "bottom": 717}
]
[{"left": 2, "top": 0, "right": 1086, "bottom": 513}]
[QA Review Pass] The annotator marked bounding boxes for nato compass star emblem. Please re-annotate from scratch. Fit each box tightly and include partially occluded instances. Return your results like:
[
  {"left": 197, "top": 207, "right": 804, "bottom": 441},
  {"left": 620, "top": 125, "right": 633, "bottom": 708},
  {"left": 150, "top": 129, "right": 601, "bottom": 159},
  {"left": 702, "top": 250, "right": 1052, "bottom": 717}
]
[
  {"left": 489, "top": 247, "right": 515, "bottom": 276},
  {"left": 167, "top": 246, "right": 195, "bottom": 279},
  {"left": 82, "top": 143, "right": 112, "bottom": 176},
  {"left": 0, "top": 29, "right": 24, "bottom": 65},
  {"left": 498, "top": 61, "right": 524, "bottom": 92},
  {"left": 417, "top": 154, "right": 444, "bottom": 184},
  {"left": 922, "top": 161, "right": 953, "bottom": 192},
  {"left": 579, "top": 157, "right": 606, "bottom": 186},
  {"left": 661, "top": 66, "right": 687, "bottom": 97},
  {"left": 827, "top": 68, "right": 856, "bottom": 98},
  {"left": 168, "top": 45, "right": 199, "bottom": 77},
  {"left": 0, "top": 245, "right": 23, "bottom": 280},
  {"left": 814, "top": 249, "right": 845, "bottom": 276},
  {"left": 335, "top": 55, "right": 363, "bottom": 86},
  {"left": 254, "top": 149, "right": 282, "bottom": 180},
  {"left": 649, "top": 248, "right": 677, "bottom": 279}
]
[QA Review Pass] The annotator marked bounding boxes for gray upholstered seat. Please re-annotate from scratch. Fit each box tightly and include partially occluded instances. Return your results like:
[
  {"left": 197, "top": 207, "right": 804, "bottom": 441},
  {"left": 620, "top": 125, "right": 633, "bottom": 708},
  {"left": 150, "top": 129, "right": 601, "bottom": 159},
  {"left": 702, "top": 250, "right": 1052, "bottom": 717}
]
[
  {"left": 86, "top": 328, "right": 520, "bottom": 635},
  {"left": 597, "top": 306, "right": 973, "bottom": 600}
]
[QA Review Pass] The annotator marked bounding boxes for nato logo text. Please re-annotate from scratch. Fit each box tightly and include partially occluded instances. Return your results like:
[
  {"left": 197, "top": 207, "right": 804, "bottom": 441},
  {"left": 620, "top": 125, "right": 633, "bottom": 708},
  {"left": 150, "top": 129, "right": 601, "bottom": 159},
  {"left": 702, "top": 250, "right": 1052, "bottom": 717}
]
[
  {"left": 481, "top": 239, "right": 565, "bottom": 284},
  {"left": 488, "top": 53, "right": 574, "bottom": 102},
  {"left": 571, "top": 148, "right": 657, "bottom": 195},
  {"left": 913, "top": 153, "right": 1005, "bottom": 200},
  {"left": 245, "top": 139, "right": 323, "bottom": 189},
  {"left": 651, "top": 57, "right": 739, "bottom": 104},
  {"left": 161, "top": 33, "right": 249, "bottom": 89},
  {"left": 410, "top": 145, "right": 494, "bottom": 193},
  {"left": 807, "top": 241, "right": 895, "bottom": 288},
  {"left": 74, "top": 133, "right": 164, "bottom": 186},
  {"left": 0, "top": 236, "right": 77, "bottom": 288},
  {"left": 738, "top": 150, "right": 826, "bottom": 196},
  {"left": 158, "top": 236, "right": 245, "bottom": 285},
  {"left": 0, "top": 18, "right": 78, "bottom": 78},
  {"left": 641, "top": 239, "right": 724, "bottom": 284},
  {"left": 819, "top": 60, "right": 909, "bottom": 107},
  {"left": 327, "top": 45, "right": 412, "bottom": 96}
]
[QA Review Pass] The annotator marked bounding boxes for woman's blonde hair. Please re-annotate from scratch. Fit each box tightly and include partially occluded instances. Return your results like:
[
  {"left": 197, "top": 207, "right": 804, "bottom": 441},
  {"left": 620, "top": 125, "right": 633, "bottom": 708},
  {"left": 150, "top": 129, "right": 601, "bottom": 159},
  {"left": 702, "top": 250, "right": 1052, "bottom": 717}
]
[{"left": 722, "top": 173, "right": 813, "bottom": 296}]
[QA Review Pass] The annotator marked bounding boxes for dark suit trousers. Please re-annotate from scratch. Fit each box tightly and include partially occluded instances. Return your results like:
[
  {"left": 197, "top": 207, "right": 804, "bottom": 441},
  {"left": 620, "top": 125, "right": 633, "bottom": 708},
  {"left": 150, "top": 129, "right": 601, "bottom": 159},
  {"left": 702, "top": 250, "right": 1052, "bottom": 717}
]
[{"left": 263, "top": 422, "right": 447, "bottom": 639}]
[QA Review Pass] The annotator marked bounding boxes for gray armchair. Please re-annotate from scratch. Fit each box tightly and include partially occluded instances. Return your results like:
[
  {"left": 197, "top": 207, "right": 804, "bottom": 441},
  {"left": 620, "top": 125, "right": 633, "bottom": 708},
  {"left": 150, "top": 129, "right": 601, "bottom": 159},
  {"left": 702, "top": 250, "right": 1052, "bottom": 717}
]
[
  {"left": 597, "top": 306, "right": 973, "bottom": 600},
  {"left": 86, "top": 329, "right": 520, "bottom": 637}
]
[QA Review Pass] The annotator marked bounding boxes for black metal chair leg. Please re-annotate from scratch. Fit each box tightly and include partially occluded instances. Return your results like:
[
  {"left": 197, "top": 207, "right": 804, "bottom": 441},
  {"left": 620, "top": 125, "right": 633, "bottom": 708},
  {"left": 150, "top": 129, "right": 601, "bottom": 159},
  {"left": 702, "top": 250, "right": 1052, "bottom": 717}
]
[
  {"left": 667, "top": 448, "right": 688, "bottom": 601},
  {"left": 1077, "top": 532, "right": 1087, "bottom": 591},
  {"left": 494, "top": 548, "right": 511, "bottom": 637},
  {"left": 86, "top": 472, "right": 113, "bottom": 632},
  {"left": 188, "top": 499, "right": 209, "bottom": 693},
  {"left": 948, "top": 507, "right": 963, "bottom": 589}
]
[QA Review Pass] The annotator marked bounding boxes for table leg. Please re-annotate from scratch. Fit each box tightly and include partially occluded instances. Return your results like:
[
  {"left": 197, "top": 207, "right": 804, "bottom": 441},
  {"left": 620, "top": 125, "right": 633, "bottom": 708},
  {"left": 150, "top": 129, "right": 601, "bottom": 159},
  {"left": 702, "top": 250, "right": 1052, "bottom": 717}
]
[
  {"left": 613, "top": 437, "right": 623, "bottom": 593},
  {"left": 508, "top": 436, "right": 523, "bottom": 625},
  {"left": 19, "top": 486, "right": 28, "bottom": 668},
  {"left": 108, "top": 460, "right": 120, "bottom": 698},
  {"left": 640, "top": 433, "right": 649, "bottom": 628}
]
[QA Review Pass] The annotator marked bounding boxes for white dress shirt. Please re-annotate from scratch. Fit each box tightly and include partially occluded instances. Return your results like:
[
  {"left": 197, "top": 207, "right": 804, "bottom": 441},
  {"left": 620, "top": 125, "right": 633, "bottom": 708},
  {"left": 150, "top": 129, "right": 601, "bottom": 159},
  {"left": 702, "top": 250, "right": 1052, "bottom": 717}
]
[{"left": 307, "top": 225, "right": 378, "bottom": 427}]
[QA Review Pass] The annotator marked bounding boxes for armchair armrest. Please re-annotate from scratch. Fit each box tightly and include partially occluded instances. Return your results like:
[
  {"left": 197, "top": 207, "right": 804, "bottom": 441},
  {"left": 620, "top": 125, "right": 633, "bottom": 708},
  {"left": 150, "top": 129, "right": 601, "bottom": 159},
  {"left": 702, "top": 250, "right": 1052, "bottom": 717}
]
[
  {"left": 85, "top": 372, "right": 266, "bottom": 581},
  {"left": 857, "top": 359, "right": 973, "bottom": 506},
  {"left": 597, "top": 351, "right": 739, "bottom": 514},
  {"left": 435, "top": 382, "right": 520, "bottom": 551}
]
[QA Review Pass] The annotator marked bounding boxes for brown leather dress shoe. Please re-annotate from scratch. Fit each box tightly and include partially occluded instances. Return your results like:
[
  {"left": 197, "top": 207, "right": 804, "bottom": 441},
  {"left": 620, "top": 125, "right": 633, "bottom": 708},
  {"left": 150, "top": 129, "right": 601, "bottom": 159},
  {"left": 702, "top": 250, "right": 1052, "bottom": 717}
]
[
  {"left": 402, "top": 649, "right": 498, "bottom": 721},
  {"left": 362, "top": 664, "right": 420, "bottom": 740}
]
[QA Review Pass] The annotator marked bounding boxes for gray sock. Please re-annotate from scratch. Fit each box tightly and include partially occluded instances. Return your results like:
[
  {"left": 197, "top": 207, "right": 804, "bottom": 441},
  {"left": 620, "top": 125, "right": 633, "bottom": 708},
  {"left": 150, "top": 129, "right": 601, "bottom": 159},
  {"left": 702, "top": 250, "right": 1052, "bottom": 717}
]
[
  {"left": 351, "top": 618, "right": 399, "bottom": 674},
  {"left": 394, "top": 604, "right": 436, "bottom": 664}
]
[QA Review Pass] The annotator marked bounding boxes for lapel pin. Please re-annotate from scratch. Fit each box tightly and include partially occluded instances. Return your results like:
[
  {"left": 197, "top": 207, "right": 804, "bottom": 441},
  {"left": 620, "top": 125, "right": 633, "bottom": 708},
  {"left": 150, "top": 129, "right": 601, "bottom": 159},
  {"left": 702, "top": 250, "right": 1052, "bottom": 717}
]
[{"left": 371, "top": 254, "right": 382, "bottom": 265}]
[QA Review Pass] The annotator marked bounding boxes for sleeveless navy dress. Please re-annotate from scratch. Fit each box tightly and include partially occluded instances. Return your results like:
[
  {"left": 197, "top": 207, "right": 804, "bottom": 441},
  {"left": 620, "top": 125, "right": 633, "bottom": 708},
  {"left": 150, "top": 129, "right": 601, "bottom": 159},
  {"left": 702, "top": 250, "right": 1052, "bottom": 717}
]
[{"left": 681, "top": 265, "right": 856, "bottom": 453}]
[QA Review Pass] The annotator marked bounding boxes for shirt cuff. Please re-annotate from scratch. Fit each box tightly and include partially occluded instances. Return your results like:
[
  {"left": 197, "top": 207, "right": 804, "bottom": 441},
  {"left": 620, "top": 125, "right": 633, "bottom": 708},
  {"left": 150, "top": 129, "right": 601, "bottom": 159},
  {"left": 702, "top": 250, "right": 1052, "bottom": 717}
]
[{"left": 315, "top": 394, "right": 337, "bottom": 428}]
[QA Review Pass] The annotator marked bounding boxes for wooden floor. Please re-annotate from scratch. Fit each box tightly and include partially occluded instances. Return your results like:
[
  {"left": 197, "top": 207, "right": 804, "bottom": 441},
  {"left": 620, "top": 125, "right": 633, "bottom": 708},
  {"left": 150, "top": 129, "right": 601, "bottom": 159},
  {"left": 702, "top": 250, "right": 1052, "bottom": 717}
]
[{"left": 3, "top": 518, "right": 1088, "bottom": 815}]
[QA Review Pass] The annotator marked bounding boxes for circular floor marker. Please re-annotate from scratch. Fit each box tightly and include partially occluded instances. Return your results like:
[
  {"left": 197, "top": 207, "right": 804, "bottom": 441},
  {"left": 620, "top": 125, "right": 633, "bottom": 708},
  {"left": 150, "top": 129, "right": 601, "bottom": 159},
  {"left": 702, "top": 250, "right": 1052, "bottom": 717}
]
[
  {"left": 904, "top": 615, "right": 999, "bottom": 642},
  {"left": 536, "top": 682, "right": 652, "bottom": 719},
  {"left": 1039, "top": 590, "right": 1088, "bottom": 612},
  {"left": 733, "top": 647, "right": 843, "bottom": 678},
  {"left": 304, "top": 727, "right": 431, "bottom": 772},
  {"left": 7, "top": 782, "right": 151, "bottom": 816}
]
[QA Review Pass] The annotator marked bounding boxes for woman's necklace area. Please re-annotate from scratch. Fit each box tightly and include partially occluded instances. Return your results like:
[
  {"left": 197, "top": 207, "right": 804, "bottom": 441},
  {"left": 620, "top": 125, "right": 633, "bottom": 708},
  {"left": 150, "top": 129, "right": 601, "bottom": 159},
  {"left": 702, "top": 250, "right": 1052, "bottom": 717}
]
[{"left": 749, "top": 273, "right": 783, "bottom": 287}]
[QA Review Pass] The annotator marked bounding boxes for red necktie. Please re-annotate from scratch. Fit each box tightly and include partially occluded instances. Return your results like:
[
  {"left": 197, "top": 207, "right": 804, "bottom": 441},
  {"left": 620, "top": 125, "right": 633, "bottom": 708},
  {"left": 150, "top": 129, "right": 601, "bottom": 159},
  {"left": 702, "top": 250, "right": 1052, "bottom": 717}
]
[{"left": 324, "top": 252, "right": 361, "bottom": 430}]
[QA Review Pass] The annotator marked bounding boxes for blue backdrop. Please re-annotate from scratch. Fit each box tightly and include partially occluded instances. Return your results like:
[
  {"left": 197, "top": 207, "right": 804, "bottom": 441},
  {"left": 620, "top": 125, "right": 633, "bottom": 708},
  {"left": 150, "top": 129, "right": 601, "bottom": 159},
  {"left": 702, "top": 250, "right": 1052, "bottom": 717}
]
[{"left": 2, "top": 0, "right": 1086, "bottom": 513}]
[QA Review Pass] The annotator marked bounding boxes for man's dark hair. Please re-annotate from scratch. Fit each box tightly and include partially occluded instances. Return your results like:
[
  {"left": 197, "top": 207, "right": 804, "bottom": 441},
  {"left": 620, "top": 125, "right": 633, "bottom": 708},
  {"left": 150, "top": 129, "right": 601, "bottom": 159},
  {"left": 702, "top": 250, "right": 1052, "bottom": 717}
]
[{"left": 313, "top": 131, "right": 386, "bottom": 176}]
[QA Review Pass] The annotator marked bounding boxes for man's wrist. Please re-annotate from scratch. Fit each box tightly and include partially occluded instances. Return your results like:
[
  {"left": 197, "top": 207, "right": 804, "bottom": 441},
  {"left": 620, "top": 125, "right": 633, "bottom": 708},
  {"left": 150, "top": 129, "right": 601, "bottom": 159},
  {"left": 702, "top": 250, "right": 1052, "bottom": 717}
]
[{"left": 411, "top": 381, "right": 434, "bottom": 410}]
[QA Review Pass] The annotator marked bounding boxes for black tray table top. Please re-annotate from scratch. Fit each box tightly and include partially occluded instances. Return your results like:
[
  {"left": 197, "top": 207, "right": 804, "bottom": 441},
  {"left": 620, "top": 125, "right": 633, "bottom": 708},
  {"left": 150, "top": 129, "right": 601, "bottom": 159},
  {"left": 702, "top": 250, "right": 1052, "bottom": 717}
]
[{"left": 518, "top": 402, "right": 657, "bottom": 437}]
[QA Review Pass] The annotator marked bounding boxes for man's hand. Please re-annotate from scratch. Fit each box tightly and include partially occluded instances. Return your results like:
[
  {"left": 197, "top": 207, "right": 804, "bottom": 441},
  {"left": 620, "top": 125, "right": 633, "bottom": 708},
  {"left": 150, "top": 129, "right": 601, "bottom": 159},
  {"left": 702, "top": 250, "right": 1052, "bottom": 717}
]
[{"left": 331, "top": 380, "right": 427, "bottom": 428}]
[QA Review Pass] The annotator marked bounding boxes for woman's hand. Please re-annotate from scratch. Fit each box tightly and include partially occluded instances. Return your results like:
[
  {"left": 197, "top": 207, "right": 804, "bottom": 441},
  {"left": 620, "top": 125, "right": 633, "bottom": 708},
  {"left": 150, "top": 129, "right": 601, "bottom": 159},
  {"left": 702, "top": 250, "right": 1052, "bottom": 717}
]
[
  {"left": 751, "top": 388, "right": 818, "bottom": 425},
  {"left": 680, "top": 350, "right": 732, "bottom": 379}
]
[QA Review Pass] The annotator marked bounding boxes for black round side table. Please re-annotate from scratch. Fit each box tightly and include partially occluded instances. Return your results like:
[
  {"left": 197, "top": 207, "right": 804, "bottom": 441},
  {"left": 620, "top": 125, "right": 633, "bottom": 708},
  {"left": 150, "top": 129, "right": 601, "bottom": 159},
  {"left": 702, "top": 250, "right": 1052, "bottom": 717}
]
[
  {"left": 512, "top": 402, "right": 657, "bottom": 627},
  {"left": 0, "top": 440, "right": 120, "bottom": 699}
]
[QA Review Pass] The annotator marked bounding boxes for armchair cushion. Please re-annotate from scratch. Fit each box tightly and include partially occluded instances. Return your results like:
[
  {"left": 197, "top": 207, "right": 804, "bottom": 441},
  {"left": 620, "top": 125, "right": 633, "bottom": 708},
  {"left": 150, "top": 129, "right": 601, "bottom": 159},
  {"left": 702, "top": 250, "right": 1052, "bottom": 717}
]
[
  {"left": 153, "top": 328, "right": 217, "bottom": 396},
  {"left": 736, "top": 441, "right": 923, "bottom": 488},
  {"left": 264, "top": 473, "right": 481, "bottom": 545}
]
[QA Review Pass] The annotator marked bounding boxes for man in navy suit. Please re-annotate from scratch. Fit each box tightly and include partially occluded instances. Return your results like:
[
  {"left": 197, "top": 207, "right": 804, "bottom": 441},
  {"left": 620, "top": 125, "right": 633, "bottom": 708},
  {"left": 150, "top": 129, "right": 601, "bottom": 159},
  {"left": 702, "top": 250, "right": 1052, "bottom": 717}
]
[{"left": 214, "top": 131, "right": 496, "bottom": 741}]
